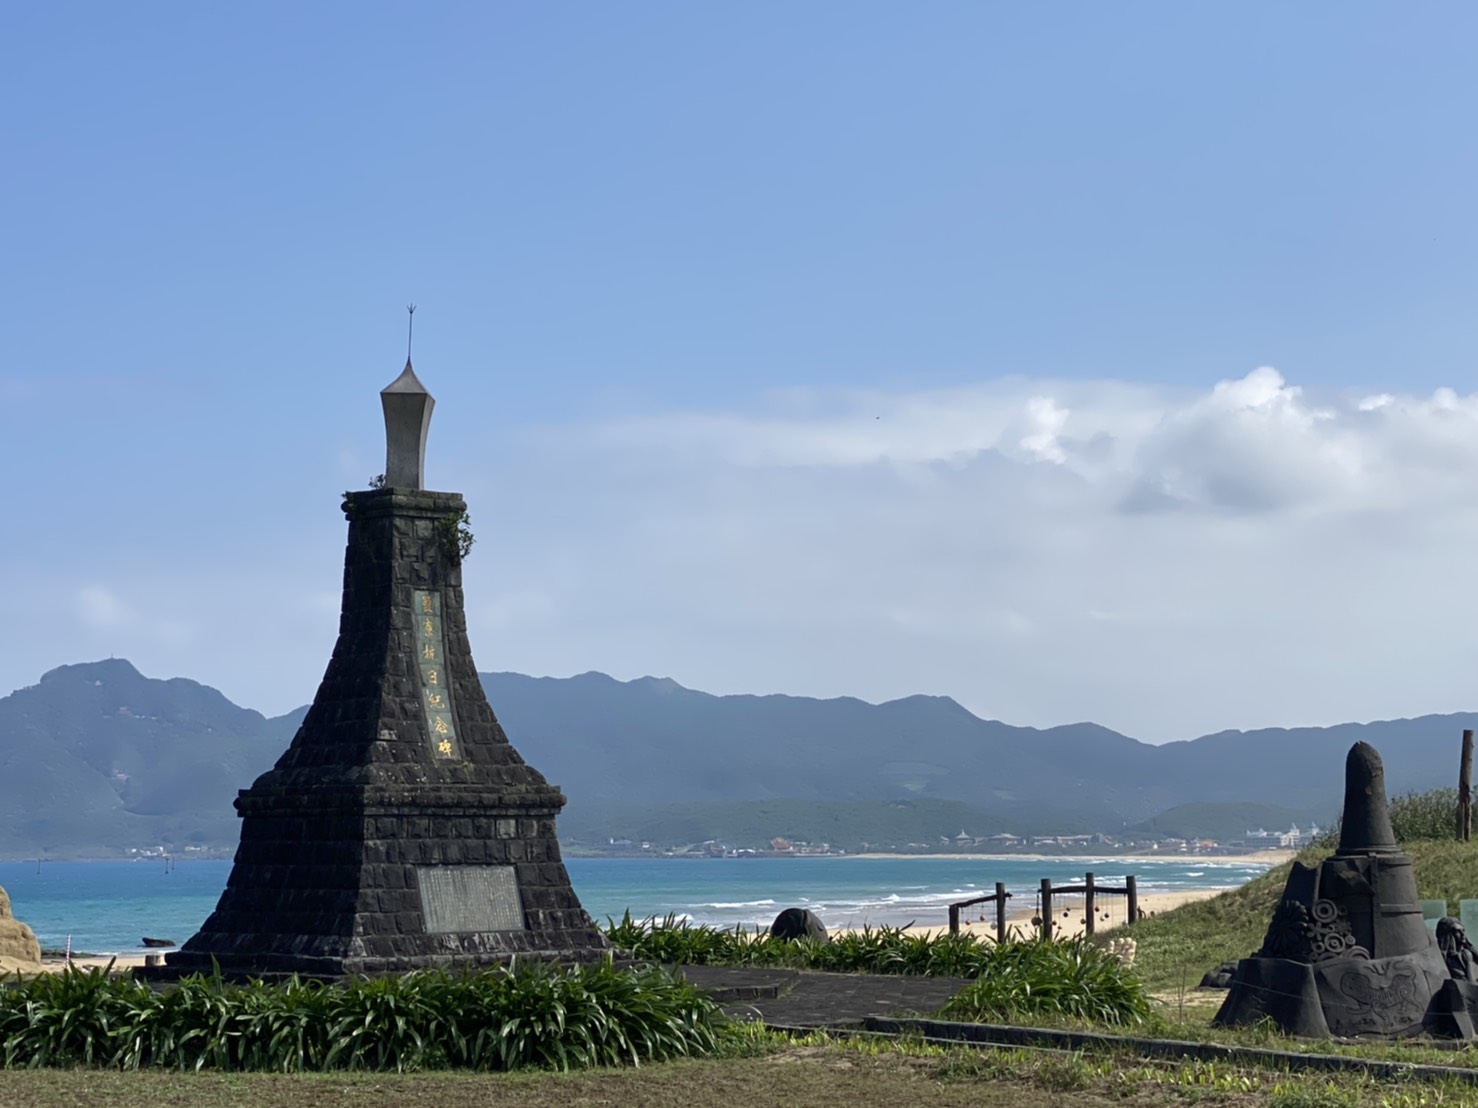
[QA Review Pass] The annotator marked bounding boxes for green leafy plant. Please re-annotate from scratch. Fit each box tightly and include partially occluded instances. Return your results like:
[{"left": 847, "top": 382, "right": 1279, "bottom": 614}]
[
  {"left": 438, "top": 509, "right": 475, "bottom": 563},
  {"left": 0, "top": 962, "right": 724, "bottom": 1072},
  {"left": 603, "top": 914, "right": 1150, "bottom": 1026},
  {"left": 940, "top": 936, "right": 1150, "bottom": 1026}
]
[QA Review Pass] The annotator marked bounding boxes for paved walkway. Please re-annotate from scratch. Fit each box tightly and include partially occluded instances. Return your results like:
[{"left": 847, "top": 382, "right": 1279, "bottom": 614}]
[{"left": 678, "top": 964, "right": 974, "bottom": 1028}]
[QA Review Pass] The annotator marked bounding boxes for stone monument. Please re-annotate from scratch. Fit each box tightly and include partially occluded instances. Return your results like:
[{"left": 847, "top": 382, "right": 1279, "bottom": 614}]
[
  {"left": 0, "top": 884, "right": 42, "bottom": 975},
  {"left": 1215, "top": 741, "right": 1478, "bottom": 1038},
  {"left": 164, "top": 356, "right": 608, "bottom": 978}
]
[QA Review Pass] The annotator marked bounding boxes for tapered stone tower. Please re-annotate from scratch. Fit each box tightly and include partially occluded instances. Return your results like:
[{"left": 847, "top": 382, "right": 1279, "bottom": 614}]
[{"left": 165, "top": 359, "right": 608, "bottom": 977}]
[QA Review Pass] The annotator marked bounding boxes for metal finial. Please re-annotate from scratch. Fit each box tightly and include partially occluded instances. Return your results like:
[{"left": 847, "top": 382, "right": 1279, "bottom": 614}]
[{"left": 406, "top": 303, "right": 417, "bottom": 362}]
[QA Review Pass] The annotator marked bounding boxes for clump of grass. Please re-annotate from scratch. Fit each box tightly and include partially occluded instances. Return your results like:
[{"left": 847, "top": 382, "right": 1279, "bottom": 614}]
[
  {"left": 607, "top": 913, "right": 1030, "bottom": 977},
  {"left": 606, "top": 912, "right": 760, "bottom": 965},
  {"left": 939, "top": 938, "right": 1151, "bottom": 1026},
  {"left": 0, "top": 961, "right": 725, "bottom": 1072}
]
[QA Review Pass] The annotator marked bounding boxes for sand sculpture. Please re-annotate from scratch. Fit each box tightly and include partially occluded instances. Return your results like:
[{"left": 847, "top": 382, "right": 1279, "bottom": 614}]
[
  {"left": 0, "top": 884, "right": 42, "bottom": 974},
  {"left": 1215, "top": 741, "right": 1478, "bottom": 1038}
]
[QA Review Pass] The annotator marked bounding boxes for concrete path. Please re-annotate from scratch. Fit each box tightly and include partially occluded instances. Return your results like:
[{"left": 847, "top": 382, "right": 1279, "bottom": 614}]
[{"left": 679, "top": 964, "right": 974, "bottom": 1028}]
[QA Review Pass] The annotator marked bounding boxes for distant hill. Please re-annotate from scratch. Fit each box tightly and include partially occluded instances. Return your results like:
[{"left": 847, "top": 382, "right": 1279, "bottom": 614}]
[
  {"left": 0, "top": 659, "right": 1473, "bottom": 857},
  {"left": 480, "top": 671, "right": 1476, "bottom": 840},
  {"left": 0, "top": 660, "right": 299, "bottom": 857}
]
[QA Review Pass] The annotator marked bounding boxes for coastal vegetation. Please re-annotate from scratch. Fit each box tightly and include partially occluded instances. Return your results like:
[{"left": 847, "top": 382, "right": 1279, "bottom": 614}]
[
  {"left": 607, "top": 912, "right": 1150, "bottom": 1025},
  {"left": 0, "top": 961, "right": 722, "bottom": 1072}
]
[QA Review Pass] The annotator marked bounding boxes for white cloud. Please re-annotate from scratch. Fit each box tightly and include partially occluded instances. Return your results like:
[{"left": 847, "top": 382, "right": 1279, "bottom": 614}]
[
  {"left": 475, "top": 367, "right": 1478, "bottom": 742},
  {"left": 75, "top": 585, "right": 134, "bottom": 630},
  {"left": 12, "top": 367, "right": 1478, "bottom": 746}
]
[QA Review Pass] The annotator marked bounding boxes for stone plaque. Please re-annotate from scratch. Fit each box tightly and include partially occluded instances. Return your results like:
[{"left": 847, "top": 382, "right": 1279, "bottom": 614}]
[
  {"left": 416, "top": 866, "right": 525, "bottom": 932},
  {"left": 413, "top": 589, "right": 459, "bottom": 759}
]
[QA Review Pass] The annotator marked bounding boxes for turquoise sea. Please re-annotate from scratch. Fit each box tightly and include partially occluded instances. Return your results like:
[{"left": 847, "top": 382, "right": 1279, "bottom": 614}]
[{"left": 0, "top": 855, "right": 1278, "bottom": 956}]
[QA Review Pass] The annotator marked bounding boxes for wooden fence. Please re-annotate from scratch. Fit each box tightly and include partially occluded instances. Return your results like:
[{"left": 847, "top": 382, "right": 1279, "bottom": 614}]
[
  {"left": 947, "top": 882, "right": 1012, "bottom": 941},
  {"left": 947, "top": 872, "right": 1138, "bottom": 941}
]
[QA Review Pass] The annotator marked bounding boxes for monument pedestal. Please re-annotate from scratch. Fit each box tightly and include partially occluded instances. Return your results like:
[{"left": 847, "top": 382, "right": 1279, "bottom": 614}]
[{"left": 164, "top": 366, "right": 607, "bottom": 978}]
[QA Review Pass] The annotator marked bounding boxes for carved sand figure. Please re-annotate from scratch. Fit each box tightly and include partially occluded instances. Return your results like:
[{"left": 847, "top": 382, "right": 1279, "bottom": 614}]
[
  {"left": 1215, "top": 741, "right": 1478, "bottom": 1038},
  {"left": 0, "top": 884, "right": 42, "bottom": 974}
]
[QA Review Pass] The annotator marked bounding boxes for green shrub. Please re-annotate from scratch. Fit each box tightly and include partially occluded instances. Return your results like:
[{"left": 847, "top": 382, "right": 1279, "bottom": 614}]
[
  {"left": 604, "top": 914, "right": 1150, "bottom": 1028},
  {"left": 1315, "top": 786, "right": 1459, "bottom": 847},
  {"left": 1390, "top": 788, "right": 1459, "bottom": 843},
  {"left": 0, "top": 961, "right": 725, "bottom": 1072},
  {"left": 939, "top": 937, "right": 1151, "bottom": 1027},
  {"left": 605, "top": 912, "right": 756, "bottom": 965},
  {"left": 607, "top": 914, "right": 1022, "bottom": 977}
]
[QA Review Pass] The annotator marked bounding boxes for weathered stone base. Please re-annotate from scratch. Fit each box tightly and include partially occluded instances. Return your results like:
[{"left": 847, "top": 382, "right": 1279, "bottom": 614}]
[
  {"left": 1215, "top": 946, "right": 1458, "bottom": 1039},
  {"left": 159, "top": 786, "right": 608, "bottom": 979}
]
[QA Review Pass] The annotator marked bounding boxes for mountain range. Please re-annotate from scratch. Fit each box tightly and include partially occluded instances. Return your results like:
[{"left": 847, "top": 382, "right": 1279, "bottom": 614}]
[{"left": 0, "top": 658, "right": 1472, "bottom": 857}]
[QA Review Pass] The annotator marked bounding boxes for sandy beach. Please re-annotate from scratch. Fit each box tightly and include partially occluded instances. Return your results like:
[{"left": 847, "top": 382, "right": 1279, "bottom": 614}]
[
  {"left": 901, "top": 884, "right": 1235, "bottom": 940},
  {"left": 850, "top": 851, "right": 1296, "bottom": 867}
]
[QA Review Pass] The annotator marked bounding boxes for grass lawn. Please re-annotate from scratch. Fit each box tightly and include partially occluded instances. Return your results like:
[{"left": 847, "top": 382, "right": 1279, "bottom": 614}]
[{"left": 1, "top": 1038, "right": 1471, "bottom": 1108}]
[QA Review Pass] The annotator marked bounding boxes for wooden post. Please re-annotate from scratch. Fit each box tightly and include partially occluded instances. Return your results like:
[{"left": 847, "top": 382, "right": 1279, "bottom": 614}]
[
  {"left": 948, "top": 903, "right": 960, "bottom": 935},
  {"left": 1084, "top": 871, "right": 1096, "bottom": 936},
  {"left": 1460, "top": 729, "right": 1473, "bottom": 843},
  {"left": 1040, "top": 878, "right": 1053, "bottom": 941},
  {"left": 995, "top": 882, "right": 1008, "bottom": 943},
  {"left": 1126, "top": 875, "right": 1138, "bottom": 925}
]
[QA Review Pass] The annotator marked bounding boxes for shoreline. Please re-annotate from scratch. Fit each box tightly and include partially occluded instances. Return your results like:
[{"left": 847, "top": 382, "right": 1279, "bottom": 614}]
[
  {"left": 44, "top": 888, "right": 1240, "bottom": 974},
  {"left": 893, "top": 885, "right": 1233, "bottom": 940},
  {"left": 846, "top": 850, "right": 1295, "bottom": 866},
  {"left": 4, "top": 850, "right": 1299, "bottom": 865}
]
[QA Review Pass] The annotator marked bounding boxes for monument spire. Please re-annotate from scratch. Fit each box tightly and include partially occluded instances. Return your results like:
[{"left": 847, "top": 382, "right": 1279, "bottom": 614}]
[{"left": 381, "top": 306, "right": 434, "bottom": 490}]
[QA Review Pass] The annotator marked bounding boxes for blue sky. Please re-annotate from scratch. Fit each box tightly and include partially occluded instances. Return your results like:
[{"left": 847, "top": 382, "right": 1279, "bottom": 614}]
[{"left": 5, "top": 3, "right": 1478, "bottom": 742}]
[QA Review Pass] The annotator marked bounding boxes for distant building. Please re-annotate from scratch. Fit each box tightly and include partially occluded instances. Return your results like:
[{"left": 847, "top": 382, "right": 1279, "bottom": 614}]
[{"left": 1241, "top": 824, "right": 1321, "bottom": 849}]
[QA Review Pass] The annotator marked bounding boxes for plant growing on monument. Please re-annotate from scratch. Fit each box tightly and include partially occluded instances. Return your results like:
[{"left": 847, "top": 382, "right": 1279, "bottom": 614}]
[{"left": 439, "top": 509, "right": 475, "bottom": 563}]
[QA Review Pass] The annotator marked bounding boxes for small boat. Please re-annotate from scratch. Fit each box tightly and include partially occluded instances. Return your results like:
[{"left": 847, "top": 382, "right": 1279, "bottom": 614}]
[{"left": 141, "top": 937, "right": 177, "bottom": 949}]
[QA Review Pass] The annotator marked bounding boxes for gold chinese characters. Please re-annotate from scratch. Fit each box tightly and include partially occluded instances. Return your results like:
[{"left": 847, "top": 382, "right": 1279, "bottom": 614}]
[{"left": 413, "top": 590, "right": 458, "bottom": 758}]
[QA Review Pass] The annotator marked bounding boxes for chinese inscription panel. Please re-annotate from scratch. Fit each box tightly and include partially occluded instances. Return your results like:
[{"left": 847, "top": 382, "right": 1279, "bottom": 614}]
[{"left": 414, "top": 589, "right": 458, "bottom": 758}]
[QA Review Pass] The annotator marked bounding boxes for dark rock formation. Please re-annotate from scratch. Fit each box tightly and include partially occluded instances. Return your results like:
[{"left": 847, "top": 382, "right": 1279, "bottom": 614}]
[
  {"left": 1199, "top": 960, "right": 1238, "bottom": 990},
  {"left": 770, "top": 908, "right": 830, "bottom": 943}
]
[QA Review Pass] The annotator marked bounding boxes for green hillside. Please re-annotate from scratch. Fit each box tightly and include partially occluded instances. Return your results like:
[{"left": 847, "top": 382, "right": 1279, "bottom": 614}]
[{"left": 0, "top": 660, "right": 297, "bottom": 857}]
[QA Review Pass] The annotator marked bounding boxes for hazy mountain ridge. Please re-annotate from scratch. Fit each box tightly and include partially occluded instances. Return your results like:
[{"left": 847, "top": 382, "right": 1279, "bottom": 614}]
[{"left": 0, "top": 659, "right": 1471, "bottom": 856}]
